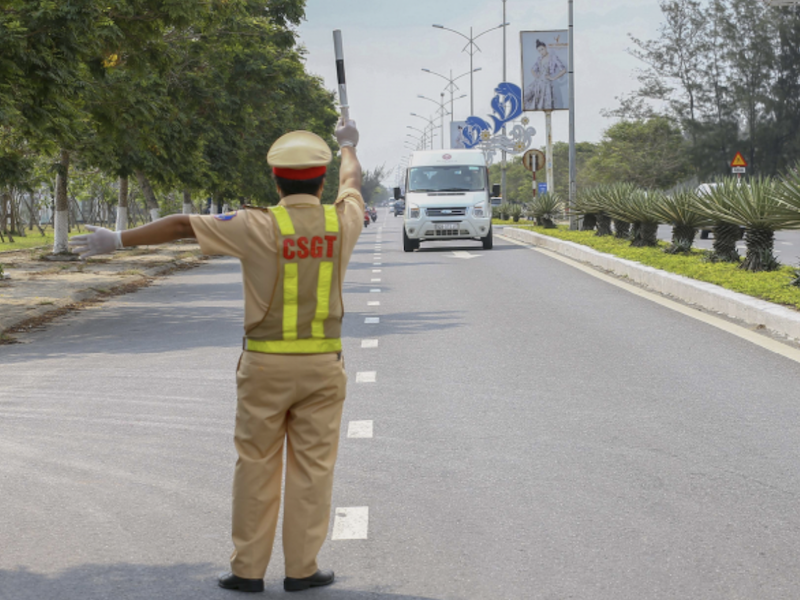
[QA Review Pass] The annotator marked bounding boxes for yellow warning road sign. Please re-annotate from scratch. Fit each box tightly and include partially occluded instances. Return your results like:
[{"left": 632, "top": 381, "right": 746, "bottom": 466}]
[{"left": 731, "top": 152, "right": 748, "bottom": 168}]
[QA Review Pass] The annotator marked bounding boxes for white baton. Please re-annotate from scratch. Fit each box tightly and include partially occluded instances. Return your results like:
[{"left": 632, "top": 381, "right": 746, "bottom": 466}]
[{"left": 333, "top": 30, "right": 350, "bottom": 121}]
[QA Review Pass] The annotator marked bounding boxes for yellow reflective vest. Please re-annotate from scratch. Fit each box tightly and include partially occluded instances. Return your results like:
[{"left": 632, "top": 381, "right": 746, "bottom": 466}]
[{"left": 245, "top": 204, "right": 344, "bottom": 354}]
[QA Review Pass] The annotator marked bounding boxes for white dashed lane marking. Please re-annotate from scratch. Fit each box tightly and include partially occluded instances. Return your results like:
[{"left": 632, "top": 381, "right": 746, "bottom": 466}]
[
  {"left": 373, "top": 269, "right": 382, "bottom": 273},
  {"left": 356, "top": 371, "right": 377, "bottom": 383},
  {"left": 347, "top": 420, "right": 374, "bottom": 438},
  {"left": 365, "top": 317, "right": 380, "bottom": 324},
  {"left": 332, "top": 507, "right": 369, "bottom": 540},
  {"left": 370, "top": 289, "right": 381, "bottom": 293},
  {"left": 361, "top": 339, "right": 379, "bottom": 348},
  {"left": 371, "top": 278, "right": 381, "bottom": 282},
  {"left": 368, "top": 301, "right": 380, "bottom": 306}
]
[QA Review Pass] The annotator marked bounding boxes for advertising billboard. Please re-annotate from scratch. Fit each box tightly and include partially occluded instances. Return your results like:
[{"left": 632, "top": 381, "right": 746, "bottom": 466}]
[
  {"left": 450, "top": 121, "right": 470, "bottom": 149},
  {"left": 520, "top": 30, "right": 569, "bottom": 111}
]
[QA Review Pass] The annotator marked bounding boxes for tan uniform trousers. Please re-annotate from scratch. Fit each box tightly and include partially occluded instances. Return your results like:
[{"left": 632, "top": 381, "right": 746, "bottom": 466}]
[{"left": 230, "top": 350, "right": 347, "bottom": 580}]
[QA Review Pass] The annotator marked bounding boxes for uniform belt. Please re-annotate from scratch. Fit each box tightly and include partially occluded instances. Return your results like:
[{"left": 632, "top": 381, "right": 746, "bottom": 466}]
[{"left": 244, "top": 337, "right": 343, "bottom": 355}]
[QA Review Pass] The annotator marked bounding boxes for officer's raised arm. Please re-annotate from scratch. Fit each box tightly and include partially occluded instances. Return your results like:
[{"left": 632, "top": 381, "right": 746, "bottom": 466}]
[{"left": 335, "top": 119, "right": 361, "bottom": 188}]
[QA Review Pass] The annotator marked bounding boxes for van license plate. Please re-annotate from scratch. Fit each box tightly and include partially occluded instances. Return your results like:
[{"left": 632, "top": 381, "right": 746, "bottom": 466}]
[{"left": 435, "top": 223, "right": 459, "bottom": 231}]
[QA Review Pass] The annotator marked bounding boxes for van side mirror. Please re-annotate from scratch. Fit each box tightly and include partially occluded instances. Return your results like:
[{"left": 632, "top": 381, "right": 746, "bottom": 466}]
[
  {"left": 393, "top": 187, "right": 401, "bottom": 200},
  {"left": 492, "top": 184, "right": 501, "bottom": 198}
]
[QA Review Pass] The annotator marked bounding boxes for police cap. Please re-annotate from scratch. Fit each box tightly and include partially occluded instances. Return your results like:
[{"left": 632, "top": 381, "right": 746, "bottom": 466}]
[{"left": 268, "top": 131, "right": 332, "bottom": 181}]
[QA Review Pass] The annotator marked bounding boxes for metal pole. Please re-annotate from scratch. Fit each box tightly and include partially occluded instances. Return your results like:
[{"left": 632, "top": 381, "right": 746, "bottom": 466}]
[
  {"left": 501, "top": 0, "right": 507, "bottom": 203},
  {"left": 470, "top": 27, "right": 475, "bottom": 116},
  {"left": 546, "top": 111, "right": 554, "bottom": 196},
  {"left": 441, "top": 92, "right": 446, "bottom": 149},
  {"left": 568, "top": 0, "right": 577, "bottom": 229},
  {"left": 450, "top": 70, "right": 455, "bottom": 123}
]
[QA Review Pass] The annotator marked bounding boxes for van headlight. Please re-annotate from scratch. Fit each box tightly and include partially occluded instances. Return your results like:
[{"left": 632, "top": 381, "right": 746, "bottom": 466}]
[
  {"left": 408, "top": 203, "right": 421, "bottom": 219},
  {"left": 472, "top": 202, "right": 487, "bottom": 218}
]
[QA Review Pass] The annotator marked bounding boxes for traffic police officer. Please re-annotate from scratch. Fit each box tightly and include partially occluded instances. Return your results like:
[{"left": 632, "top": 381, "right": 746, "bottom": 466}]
[{"left": 70, "top": 119, "right": 364, "bottom": 593}]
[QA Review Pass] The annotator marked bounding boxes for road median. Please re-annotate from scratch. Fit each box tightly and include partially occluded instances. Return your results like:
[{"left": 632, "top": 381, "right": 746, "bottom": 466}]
[
  {"left": 0, "top": 243, "right": 208, "bottom": 343},
  {"left": 499, "top": 226, "right": 800, "bottom": 344}
]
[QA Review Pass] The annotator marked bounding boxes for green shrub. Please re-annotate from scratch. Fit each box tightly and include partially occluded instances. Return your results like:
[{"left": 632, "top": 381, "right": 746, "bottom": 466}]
[
  {"left": 508, "top": 204, "right": 523, "bottom": 223},
  {"left": 526, "top": 193, "right": 562, "bottom": 228}
]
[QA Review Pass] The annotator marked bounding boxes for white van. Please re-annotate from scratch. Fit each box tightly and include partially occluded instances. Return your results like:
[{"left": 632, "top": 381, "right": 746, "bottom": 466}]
[{"left": 402, "top": 150, "right": 493, "bottom": 252}]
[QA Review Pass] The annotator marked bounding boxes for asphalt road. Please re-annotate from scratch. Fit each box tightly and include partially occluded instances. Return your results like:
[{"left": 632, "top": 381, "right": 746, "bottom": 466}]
[{"left": 3, "top": 210, "right": 800, "bottom": 599}]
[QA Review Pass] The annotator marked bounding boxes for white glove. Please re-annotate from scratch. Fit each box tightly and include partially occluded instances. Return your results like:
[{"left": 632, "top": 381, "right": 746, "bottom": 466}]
[
  {"left": 69, "top": 225, "right": 123, "bottom": 259},
  {"left": 335, "top": 118, "right": 359, "bottom": 148}
]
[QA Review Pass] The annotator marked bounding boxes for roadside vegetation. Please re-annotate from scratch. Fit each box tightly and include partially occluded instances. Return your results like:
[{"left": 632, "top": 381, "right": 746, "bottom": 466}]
[
  {"left": 0, "top": 1, "right": 342, "bottom": 256},
  {"left": 492, "top": 171, "right": 800, "bottom": 309},
  {"left": 493, "top": 221, "right": 800, "bottom": 310}
]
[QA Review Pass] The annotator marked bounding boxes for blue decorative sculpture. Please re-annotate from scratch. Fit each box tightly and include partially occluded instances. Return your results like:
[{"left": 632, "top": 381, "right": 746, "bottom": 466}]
[
  {"left": 489, "top": 82, "right": 524, "bottom": 133},
  {"left": 461, "top": 117, "right": 492, "bottom": 149},
  {"left": 459, "top": 82, "right": 535, "bottom": 164}
]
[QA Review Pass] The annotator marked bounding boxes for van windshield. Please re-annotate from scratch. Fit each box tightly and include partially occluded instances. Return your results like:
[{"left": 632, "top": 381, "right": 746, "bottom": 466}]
[{"left": 408, "top": 166, "right": 486, "bottom": 193}]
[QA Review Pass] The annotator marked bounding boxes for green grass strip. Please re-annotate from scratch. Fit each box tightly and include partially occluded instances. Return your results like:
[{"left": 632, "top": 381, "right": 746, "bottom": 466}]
[
  {"left": 0, "top": 227, "right": 85, "bottom": 253},
  {"left": 493, "top": 220, "right": 800, "bottom": 311}
]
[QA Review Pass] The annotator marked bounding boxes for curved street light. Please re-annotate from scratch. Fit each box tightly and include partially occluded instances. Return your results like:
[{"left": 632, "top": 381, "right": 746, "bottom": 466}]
[
  {"left": 407, "top": 124, "right": 438, "bottom": 150},
  {"left": 432, "top": 22, "right": 509, "bottom": 115},
  {"left": 418, "top": 93, "right": 467, "bottom": 149},
  {"left": 421, "top": 68, "right": 480, "bottom": 122},
  {"left": 406, "top": 132, "right": 425, "bottom": 150},
  {"left": 411, "top": 113, "right": 438, "bottom": 151}
]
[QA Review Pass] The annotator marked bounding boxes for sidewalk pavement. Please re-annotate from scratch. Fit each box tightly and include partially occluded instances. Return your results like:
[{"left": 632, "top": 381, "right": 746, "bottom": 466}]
[{"left": 0, "top": 243, "right": 209, "bottom": 342}]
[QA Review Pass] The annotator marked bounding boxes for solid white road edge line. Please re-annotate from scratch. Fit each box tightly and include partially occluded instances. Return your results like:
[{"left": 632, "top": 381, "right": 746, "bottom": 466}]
[
  {"left": 332, "top": 507, "right": 369, "bottom": 540},
  {"left": 347, "top": 420, "right": 374, "bottom": 438},
  {"left": 500, "top": 235, "right": 800, "bottom": 365},
  {"left": 356, "top": 372, "right": 377, "bottom": 383}
]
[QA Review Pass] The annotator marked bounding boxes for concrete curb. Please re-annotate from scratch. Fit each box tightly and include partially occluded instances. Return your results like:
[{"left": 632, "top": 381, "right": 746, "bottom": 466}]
[{"left": 500, "top": 227, "right": 800, "bottom": 343}]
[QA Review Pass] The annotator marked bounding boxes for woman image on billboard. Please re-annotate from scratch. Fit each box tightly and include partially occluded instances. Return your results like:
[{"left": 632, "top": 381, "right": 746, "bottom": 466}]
[{"left": 525, "top": 39, "right": 567, "bottom": 110}]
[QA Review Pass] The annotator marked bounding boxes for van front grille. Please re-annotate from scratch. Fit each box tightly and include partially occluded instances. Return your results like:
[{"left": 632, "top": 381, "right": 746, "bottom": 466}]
[{"left": 426, "top": 207, "right": 467, "bottom": 217}]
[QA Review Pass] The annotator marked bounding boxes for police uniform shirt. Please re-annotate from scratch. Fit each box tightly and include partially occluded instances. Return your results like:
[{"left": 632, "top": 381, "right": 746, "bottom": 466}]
[{"left": 189, "top": 188, "right": 365, "bottom": 334}]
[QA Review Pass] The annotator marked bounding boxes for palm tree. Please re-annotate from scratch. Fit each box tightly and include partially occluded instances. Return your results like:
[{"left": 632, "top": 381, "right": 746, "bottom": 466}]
[
  {"left": 526, "top": 193, "right": 562, "bottom": 228},
  {"left": 588, "top": 187, "right": 614, "bottom": 236},
  {"left": 649, "top": 189, "right": 713, "bottom": 254},
  {"left": 603, "top": 184, "right": 661, "bottom": 247},
  {"left": 774, "top": 165, "right": 800, "bottom": 227},
  {"left": 572, "top": 188, "right": 597, "bottom": 231},
  {"left": 694, "top": 177, "right": 799, "bottom": 272}
]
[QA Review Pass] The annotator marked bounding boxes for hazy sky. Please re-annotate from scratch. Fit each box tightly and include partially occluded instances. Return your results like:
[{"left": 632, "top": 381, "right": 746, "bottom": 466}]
[{"left": 297, "top": 1, "right": 665, "bottom": 180}]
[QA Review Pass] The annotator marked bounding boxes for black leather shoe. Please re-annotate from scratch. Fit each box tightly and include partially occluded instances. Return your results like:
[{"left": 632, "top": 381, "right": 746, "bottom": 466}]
[
  {"left": 218, "top": 572, "right": 264, "bottom": 593},
  {"left": 283, "top": 569, "right": 335, "bottom": 592}
]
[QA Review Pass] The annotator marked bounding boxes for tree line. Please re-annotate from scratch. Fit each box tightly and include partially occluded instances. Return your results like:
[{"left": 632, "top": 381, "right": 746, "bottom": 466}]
[
  {"left": 490, "top": 1, "right": 800, "bottom": 203},
  {"left": 1, "top": 0, "right": 340, "bottom": 253}
]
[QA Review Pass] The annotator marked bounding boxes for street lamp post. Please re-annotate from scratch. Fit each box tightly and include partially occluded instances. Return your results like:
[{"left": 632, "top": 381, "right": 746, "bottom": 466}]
[
  {"left": 501, "top": 0, "right": 508, "bottom": 203},
  {"left": 432, "top": 21, "right": 509, "bottom": 116},
  {"left": 406, "top": 134, "right": 424, "bottom": 151},
  {"left": 568, "top": 0, "right": 577, "bottom": 229},
  {"left": 417, "top": 94, "right": 453, "bottom": 150},
  {"left": 421, "top": 68, "right": 478, "bottom": 123},
  {"left": 411, "top": 113, "right": 438, "bottom": 150},
  {"left": 407, "top": 126, "right": 437, "bottom": 150}
]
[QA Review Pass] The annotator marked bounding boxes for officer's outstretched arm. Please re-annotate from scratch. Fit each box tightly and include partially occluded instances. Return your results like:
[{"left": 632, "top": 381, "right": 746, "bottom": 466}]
[{"left": 69, "top": 215, "right": 195, "bottom": 259}]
